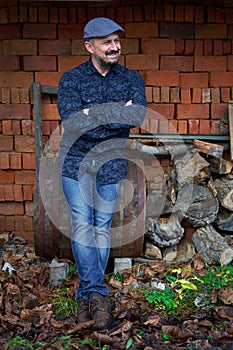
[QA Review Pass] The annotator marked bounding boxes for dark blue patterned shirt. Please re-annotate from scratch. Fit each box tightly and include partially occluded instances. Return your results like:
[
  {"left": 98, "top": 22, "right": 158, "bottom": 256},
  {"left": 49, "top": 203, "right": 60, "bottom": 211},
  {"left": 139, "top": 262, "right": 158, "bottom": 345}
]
[{"left": 57, "top": 59, "right": 147, "bottom": 185}]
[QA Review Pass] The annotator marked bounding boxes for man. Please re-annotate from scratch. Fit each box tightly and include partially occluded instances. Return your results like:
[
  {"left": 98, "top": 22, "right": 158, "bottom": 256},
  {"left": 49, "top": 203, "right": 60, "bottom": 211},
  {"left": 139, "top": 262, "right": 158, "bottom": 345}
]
[{"left": 57, "top": 17, "right": 147, "bottom": 330}]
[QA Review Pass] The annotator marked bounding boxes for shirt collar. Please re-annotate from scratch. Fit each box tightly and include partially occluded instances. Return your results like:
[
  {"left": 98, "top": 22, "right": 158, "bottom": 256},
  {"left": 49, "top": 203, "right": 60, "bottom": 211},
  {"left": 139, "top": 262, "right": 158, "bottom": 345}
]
[{"left": 86, "top": 58, "right": 118, "bottom": 75}]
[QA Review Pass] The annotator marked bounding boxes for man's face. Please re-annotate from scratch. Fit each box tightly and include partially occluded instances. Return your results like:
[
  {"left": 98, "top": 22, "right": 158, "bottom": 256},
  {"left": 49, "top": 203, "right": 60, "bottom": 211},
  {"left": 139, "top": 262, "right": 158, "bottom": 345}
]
[{"left": 85, "top": 33, "right": 121, "bottom": 68}]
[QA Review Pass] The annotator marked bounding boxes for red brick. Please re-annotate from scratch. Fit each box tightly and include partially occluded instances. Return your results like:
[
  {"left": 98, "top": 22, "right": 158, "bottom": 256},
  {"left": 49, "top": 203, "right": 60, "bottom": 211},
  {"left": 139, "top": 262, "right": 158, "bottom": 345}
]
[
  {"left": 11, "top": 88, "right": 20, "bottom": 103},
  {"left": 202, "top": 88, "right": 211, "bottom": 103},
  {"left": 211, "top": 103, "right": 228, "bottom": 120},
  {"left": 216, "top": 8, "right": 224, "bottom": 24},
  {"left": 0, "top": 7, "right": 8, "bottom": 23},
  {"left": 50, "top": 120, "right": 59, "bottom": 134},
  {"left": 2, "top": 120, "right": 12, "bottom": 135},
  {"left": 0, "top": 56, "right": 20, "bottom": 71},
  {"left": 23, "top": 185, "right": 33, "bottom": 200},
  {"left": 194, "top": 40, "right": 203, "bottom": 55},
  {"left": 160, "top": 23, "right": 194, "bottom": 39},
  {"left": 169, "top": 119, "right": 178, "bottom": 133},
  {"left": 0, "top": 187, "right": 4, "bottom": 201},
  {"left": 203, "top": 40, "right": 212, "bottom": 55},
  {"left": 223, "top": 40, "right": 232, "bottom": 55},
  {"left": 14, "top": 184, "right": 23, "bottom": 201},
  {"left": 141, "top": 71, "right": 179, "bottom": 87},
  {"left": 22, "top": 120, "right": 34, "bottom": 135},
  {"left": 28, "top": 6, "right": 37, "bottom": 22},
  {"left": 25, "top": 201, "right": 34, "bottom": 216},
  {"left": 10, "top": 153, "right": 22, "bottom": 169},
  {"left": 175, "top": 39, "right": 185, "bottom": 54},
  {"left": 1, "top": 88, "right": 10, "bottom": 103},
  {"left": 39, "top": 39, "right": 71, "bottom": 55},
  {"left": 141, "top": 38, "right": 175, "bottom": 54},
  {"left": 155, "top": 5, "right": 164, "bottom": 22},
  {"left": 12, "top": 120, "right": 21, "bottom": 134},
  {"left": 24, "top": 56, "right": 57, "bottom": 71},
  {"left": 188, "top": 119, "right": 199, "bottom": 134},
  {"left": 196, "top": 24, "right": 227, "bottom": 39},
  {"left": 211, "top": 88, "right": 220, "bottom": 103},
  {"left": 164, "top": 4, "right": 174, "bottom": 22},
  {"left": 152, "top": 87, "right": 160, "bottom": 102},
  {"left": 210, "top": 72, "right": 233, "bottom": 87},
  {"left": 149, "top": 103, "right": 175, "bottom": 119},
  {"left": 194, "top": 56, "right": 227, "bottom": 72},
  {"left": 184, "top": 40, "right": 195, "bottom": 55},
  {"left": 41, "top": 104, "right": 60, "bottom": 121},
  {"left": 0, "top": 72, "right": 33, "bottom": 88},
  {"left": 35, "top": 72, "right": 62, "bottom": 87},
  {"left": 175, "top": 5, "right": 184, "bottom": 22},
  {"left": 199, "top": 119, "right": 210, "bottom": 134},
  {"left": 15, "top": 215, "right": 24, "bottom": 230},
  {"left": 0, "top": 153, "right": 10, "bottom": 169},
  {"left": 3, "top": 40, "right": 37, "bottom": 55},
  {"left": 0, "top": 136, "right": 13, "bottom": 151},
  {"left": 0, "top": 104, "right": 30, "bottom": 120},
  {"left": 58, "top": 56, "right": 88, "bottom": 72},
  {"left": 177, "top": 120, "right": 187, "bottom": 134},
  {"left": 177, "top": 104, "right": 209, "bottom": 119},
  {"left": 144, "top": 4, "right": 155, "bottom": 21},
  {"left": 185, "top": 6, "right": 195, "bottom": 22},
  {"left": 133, "top": 5, "right": 143, "bottom": 22},
  {"left": 179, "top": 73, "right": 208, "bottom": 87},
  {"left": 24, "top": 215, "right": 33, "bottom": 231},
  {"left": 4, "top": 184, "right": 14, "bottom": 200},
  {"left": 22, "top": 153, "right": 36, "bottom": 170},
  {"left": 160, "top": 87, "right": 169, "bottom": 103},
  {"left": 15, "top": 170, "right": 35, "bottom": 185},
  {"left": 125, "top": 22, "right": 158, "bottom": 38},
  {"left": 159, "top": 120, "right": 169, "bottom": 134},
  {"left": 69, "top": 7, "right": 76, "bottom": 24},
  {"left": 0, "top": 202, "right": 24, "bottom": 215},
  {"left": 211, "top": 120, "right": 220, "bottom": 134},
  {"left": 149, "top": 118, "right": 158, "bottom": 133},
  {"left": 221, "top": 88, "right": 231, "bottom": 103},
  {"left": 0, "top": 24, "right": 21, "bottom": 39},
  {"left": 124, "top": 6, "right": 133, "bottom": 22},
  {"left": 20, "top": 88, "right": 30, "bottom": 103},
  {"left": 1, "top": 215, "right": 15, "bottom": 231},
  {"left": 24, "top": 24, "right": 56, "bottom": 38},
  {"left": 42, "top": 120, "right": 50, "bottom": 135},
  {"left": 15, "top": 136, "right": 35, "bottom": 152},
  {"left": 59, "top": 7, "right": 68, "bottom": 24},
  {"left": 58, "top": 24, "right": 84, "bottom": 39},
  {"left": 207, "top": 7, "right": 215, "bottom": 22},
  {"left": 213, "top": 40, "right": 223, "bottom": 55},
  {"left": 181, "top": 88, "right": 191, "bottom": 103},
  {"left": 0, "top": 170, "right": 14, "bottom": 184},
  {"left": 225, "top": 9, "right": 233, "bottom": 24},
  {"left": 192, "top": 88, "right": 202, "bottom": 103},
  {"left": 170, "top": 87, "right": 180, "bottom": 103},
  {"left": 160, "top": 56, "right": 193, "bottom": 72},
  {"left": 126, "top": 54, "right": 158, "bottom": 70},
  {"left": 49, "top": 7, "right": 58, "bottom": 23},
  {"left": 19, "top": 6, "right": 28, "bottom": 23},
  {"left": 195, "top": 7, "right": 204, "bottom": 24}
]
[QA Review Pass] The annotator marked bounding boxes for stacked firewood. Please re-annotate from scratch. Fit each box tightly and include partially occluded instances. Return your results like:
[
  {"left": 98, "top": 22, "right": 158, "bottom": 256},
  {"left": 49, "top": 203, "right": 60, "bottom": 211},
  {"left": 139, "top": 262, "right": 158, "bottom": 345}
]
[{"left": 130, "top": 139, "right": 233, "bottom": 265}]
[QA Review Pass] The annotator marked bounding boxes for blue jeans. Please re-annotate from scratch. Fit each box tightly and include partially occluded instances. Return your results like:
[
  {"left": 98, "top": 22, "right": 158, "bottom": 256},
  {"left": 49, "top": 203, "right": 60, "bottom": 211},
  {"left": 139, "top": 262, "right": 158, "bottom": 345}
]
[{"left": 62, "top": 174, "right": 120, "bottom": 300}]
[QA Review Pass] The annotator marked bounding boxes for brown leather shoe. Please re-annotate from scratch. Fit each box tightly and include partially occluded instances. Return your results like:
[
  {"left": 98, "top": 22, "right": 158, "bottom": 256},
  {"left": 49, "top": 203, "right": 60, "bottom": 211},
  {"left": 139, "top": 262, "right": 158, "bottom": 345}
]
[
  {"left": 90, "top": 294, "right": 114, "bottom": 330},
  {"left": 77, "top": 298, "right": 90, "bottom": 323}
]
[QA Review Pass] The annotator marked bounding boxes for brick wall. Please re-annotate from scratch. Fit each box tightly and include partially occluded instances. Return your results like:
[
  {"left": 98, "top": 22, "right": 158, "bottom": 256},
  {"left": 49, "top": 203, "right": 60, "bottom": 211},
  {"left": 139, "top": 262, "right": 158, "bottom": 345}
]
[{"left": 0, "top": 0, "right": 232, "bottom": 243}]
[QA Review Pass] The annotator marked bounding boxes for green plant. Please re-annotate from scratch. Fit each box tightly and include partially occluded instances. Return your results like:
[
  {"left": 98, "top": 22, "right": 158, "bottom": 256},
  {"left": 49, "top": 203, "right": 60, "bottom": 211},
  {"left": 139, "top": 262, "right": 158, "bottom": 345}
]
[
  {"left": 53, "top": 290, "right": 78, "bottom": 318},
  {"left": 8, "top": 336, "right": 47, "bottom": 349}
]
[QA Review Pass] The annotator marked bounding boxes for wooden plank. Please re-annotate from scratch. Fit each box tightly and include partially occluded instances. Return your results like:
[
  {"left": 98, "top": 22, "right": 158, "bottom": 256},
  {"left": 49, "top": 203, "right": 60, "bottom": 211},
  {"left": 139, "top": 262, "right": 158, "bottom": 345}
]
[{"left": 229, "top": 102, "right": 233, "bottom": 161}]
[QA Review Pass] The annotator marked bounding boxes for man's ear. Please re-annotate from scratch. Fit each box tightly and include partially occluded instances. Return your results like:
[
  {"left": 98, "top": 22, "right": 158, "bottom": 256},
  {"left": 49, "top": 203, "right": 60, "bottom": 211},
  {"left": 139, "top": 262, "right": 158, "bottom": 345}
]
[{"left": 84, "top": 41, "right": 94, "bottom": 54}]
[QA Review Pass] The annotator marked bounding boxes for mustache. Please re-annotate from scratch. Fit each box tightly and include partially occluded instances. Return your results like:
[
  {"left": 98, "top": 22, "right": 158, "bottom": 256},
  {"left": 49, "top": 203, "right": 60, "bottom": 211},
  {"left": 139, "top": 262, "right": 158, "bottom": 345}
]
[{"left": 106, "top": 50, "right": 119, "bottom": 56}]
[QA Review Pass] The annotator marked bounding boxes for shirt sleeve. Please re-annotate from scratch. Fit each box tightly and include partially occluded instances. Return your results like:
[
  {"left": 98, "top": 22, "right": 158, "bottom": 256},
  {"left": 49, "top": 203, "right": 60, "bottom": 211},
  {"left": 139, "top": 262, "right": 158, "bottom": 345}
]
[
  {"left": 89, "top": 70, "right": 148, "bottom": 129},
  {"left": 57, "top": 71, "right": 99, "bottom": 134}
]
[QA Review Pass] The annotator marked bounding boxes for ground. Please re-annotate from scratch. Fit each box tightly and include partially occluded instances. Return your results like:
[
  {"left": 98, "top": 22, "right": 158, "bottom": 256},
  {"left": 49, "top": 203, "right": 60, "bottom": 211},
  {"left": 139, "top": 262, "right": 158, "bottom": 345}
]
[{"left": 0, "top": 242, "right": 233, "bottom": 350}]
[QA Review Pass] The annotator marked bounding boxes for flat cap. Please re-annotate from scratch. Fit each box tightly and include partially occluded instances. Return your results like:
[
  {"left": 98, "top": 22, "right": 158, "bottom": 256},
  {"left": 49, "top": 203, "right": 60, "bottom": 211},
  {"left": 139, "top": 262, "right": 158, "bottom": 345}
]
[{"left": 84, "top": 17, "right": 124, "bottom": 40}]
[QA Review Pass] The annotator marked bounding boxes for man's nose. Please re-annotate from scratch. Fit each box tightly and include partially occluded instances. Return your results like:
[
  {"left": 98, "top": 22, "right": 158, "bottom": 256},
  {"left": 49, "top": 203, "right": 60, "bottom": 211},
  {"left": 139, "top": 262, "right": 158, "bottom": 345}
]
[{"left": 110, "top": 41, "right": 119, "bottom": 50}]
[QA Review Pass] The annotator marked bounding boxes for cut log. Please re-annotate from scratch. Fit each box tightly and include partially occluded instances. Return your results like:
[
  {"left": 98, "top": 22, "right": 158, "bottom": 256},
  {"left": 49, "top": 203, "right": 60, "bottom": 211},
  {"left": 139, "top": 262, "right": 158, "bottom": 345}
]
[
  {"left": 146, "top": 191, "right": 174, "bottom": 218},
  {"left": 194, "top": 139, "right": 224, "bottom": 158},
  {"left": 144, "top": 241, "right": 162, "bottom": 260},
  {"left": 192, "top": 224, "right": 233, "bottom": 265},
  {"left": 163, "top": 245, "right": 178, "bottom": 262},
  {"left": 176, "top": 184, "right": 219, "bottom": 227},
  {"left": 176, "top": 239, "right": 196, "bottom": 263},
  {"left": 216, "top": 208, "right": 233, "bottom": 232},
  {"left": 146, "top": 214, "right": 184, "bottom": 248},
  {"left": 174, "top": 150, "right": 209, "bottom": 187},
  {"left": 214, "top": 175, "right": 233, "bottom": 211},
  {"left": 208, "top": 157, "right": 233, "bottom": 175}
]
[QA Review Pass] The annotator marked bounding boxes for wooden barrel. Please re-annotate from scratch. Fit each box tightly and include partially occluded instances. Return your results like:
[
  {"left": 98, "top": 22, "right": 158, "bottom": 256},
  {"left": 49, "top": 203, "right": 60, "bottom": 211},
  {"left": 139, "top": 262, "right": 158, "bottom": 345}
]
[{"left": 34, "top": 155, "right": 146, "bottom": 260}]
